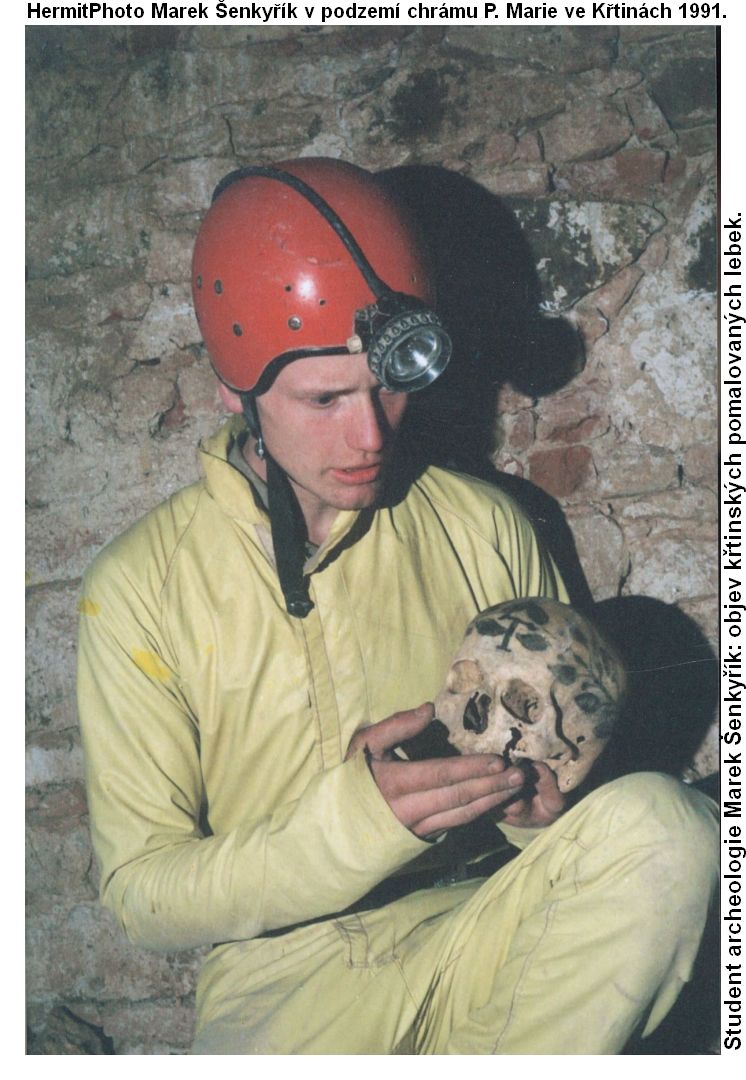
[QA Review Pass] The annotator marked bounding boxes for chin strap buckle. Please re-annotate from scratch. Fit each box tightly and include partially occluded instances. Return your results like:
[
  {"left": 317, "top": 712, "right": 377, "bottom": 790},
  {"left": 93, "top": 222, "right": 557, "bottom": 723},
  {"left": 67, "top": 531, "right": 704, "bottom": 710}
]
[{"left": 286, "top": 594, "right": 314, "bottom": 619}]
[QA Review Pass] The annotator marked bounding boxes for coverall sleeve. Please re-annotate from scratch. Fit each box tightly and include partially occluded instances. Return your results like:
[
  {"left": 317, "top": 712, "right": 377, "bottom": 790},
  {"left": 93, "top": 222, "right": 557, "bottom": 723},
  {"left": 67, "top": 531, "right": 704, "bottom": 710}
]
[{"left": 77, "top": 555, "right": 429, "bottom": 954}]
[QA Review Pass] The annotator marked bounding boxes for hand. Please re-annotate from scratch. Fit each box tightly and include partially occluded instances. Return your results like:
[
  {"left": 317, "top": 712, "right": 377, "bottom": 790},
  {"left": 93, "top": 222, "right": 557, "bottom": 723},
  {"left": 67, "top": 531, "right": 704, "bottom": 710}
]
[
  {"left": 497, "top": 761, "right": 566, "bottom": 829},
  {"left": 345, "top": 703, "right": 528, "bottom": 839}
]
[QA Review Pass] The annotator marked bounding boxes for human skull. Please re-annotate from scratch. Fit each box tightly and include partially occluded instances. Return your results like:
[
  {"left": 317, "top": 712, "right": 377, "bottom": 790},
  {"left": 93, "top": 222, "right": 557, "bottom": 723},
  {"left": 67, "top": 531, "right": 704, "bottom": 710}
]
[{"left": 434, "top": 598, "right": 626, "bottom": 792}]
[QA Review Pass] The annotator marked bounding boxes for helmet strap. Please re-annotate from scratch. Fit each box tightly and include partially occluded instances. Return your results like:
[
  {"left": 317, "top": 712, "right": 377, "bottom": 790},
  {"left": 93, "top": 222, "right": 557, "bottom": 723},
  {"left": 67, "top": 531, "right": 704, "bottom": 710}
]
[
  {"left": 239, "top": 391, "right": 266, "bottom": 459},
  {"left": 239, "top": 391, "right": 314, "bottom": 619},
  {"left": 266, "top": 454, "right": 314, "bottom": 619}
]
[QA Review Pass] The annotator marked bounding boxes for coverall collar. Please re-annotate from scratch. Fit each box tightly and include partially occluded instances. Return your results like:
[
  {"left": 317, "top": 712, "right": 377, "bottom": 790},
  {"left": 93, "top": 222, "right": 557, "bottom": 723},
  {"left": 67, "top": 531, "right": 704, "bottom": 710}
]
[{"left": 198, "top": 418, "right": 364, "bottom": 574}]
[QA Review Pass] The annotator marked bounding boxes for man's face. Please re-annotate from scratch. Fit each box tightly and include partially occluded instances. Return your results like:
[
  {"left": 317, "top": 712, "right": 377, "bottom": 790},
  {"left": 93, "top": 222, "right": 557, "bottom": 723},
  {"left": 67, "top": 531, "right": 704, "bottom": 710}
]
[{"left": 246, "top": 353, "right": 407, "bottom": 542}]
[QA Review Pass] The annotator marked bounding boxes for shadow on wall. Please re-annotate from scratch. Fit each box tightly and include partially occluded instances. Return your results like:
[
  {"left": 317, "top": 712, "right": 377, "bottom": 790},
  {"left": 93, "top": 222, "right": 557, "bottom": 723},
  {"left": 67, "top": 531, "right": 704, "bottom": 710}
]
[
  {"left": 587, "top": 596, "right": 718, "bottom": 791},
  {"left": 378, "top": 164, "right": 593, "bottom": 610}
]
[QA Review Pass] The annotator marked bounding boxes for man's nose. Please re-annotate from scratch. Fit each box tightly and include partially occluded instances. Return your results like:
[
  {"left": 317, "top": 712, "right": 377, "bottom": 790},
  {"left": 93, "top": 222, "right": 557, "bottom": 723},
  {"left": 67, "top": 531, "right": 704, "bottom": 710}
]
[{"left": 347, "top": 395, "right": 387, "bottom": 452}]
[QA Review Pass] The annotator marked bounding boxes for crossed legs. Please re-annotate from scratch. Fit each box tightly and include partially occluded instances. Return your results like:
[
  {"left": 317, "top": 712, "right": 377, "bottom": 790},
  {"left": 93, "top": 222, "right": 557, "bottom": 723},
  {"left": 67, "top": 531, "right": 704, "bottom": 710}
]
[{"left": 193, "top": 773, "right": 718, "bottom": 1054}]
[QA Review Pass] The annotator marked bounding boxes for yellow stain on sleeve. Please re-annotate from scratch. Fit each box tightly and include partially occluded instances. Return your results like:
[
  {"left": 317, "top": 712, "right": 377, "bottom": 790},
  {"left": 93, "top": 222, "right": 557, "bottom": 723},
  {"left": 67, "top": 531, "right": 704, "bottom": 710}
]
[
  {"left": 204, "top": 643, "right": 215, "bottom": 656},
  {"left": 78, "top": 598, "right": 101, "bottom": 617},
  {"left": 132, "top": 649, "right": 171, "bottom": 682}
]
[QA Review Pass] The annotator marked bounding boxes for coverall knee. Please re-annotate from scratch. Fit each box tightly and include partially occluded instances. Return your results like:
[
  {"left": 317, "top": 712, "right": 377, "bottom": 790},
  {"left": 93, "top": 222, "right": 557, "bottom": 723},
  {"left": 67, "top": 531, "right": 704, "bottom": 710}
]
[{"left": 192, "top": 772, "right": 718, "bottom": 1055}]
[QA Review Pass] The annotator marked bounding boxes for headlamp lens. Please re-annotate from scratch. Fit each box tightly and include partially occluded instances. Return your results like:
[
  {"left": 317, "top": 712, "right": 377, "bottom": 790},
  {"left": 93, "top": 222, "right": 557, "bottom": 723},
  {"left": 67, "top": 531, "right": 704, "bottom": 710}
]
[
  {"left": 366, "top": 304, "right": 452, "bottom": 392},
  {"left": 388, "top": 324, "right": 440, "bottom": 380},
  {"left": 387, "top": 327, "right": 442, "bottom": 382}
]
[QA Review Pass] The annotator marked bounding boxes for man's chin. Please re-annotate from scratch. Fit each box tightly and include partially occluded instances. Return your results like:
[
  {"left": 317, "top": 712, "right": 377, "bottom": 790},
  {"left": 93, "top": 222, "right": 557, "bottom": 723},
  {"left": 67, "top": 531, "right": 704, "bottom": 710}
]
[
  {"left": 332, "top": 484, "right": 382, "bottom": 511},
  {"left": 325, "top": 473, "right": 387, "bottom": 510}
]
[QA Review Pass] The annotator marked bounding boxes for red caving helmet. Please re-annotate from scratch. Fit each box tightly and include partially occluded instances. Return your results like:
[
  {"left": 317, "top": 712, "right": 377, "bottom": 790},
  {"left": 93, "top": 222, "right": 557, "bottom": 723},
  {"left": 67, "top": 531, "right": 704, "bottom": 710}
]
[{"left": 192, "top": 158, "right": 450, "bottom": 394}]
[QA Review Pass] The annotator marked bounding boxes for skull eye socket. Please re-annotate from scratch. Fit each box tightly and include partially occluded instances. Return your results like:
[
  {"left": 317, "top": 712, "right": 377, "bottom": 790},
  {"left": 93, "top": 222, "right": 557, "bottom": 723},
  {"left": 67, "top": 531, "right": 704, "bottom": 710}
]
[
  {"left": 446, "top": 658, "right": 483, "bottom": 695},
  {"left": 463, "top": 692, "right": 491, "bottom": 734},
  {"left": 501, "top": 678, "right": 540, "bottom": 723}
]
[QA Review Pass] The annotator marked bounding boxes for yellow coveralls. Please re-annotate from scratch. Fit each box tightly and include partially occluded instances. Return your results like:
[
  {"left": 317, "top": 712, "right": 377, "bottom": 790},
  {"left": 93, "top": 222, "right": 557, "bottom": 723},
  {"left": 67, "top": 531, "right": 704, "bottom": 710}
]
[{"left": 77, "top": 419, "right": 717, "bottom": 1054}]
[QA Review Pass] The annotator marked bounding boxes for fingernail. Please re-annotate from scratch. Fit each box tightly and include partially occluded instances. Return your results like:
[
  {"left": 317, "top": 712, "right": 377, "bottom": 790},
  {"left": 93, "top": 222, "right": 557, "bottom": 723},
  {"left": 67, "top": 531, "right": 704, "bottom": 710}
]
[{"left": 487, "top": 761, "right": 523, "bottom": 785}]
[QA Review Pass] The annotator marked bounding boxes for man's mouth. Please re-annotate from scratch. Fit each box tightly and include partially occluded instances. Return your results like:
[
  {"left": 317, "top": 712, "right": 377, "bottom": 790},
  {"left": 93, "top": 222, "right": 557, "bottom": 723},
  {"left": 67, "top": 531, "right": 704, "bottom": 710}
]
[{"left": 332, "top": 464, "right": 382, "bottom": 485}]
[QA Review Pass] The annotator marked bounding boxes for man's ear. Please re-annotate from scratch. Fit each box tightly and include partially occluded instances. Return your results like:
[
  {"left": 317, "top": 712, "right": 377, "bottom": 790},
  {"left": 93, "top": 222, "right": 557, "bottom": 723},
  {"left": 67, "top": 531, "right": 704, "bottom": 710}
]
[{"left": 217, "top": 380, "right": 243, "bottom": 414}]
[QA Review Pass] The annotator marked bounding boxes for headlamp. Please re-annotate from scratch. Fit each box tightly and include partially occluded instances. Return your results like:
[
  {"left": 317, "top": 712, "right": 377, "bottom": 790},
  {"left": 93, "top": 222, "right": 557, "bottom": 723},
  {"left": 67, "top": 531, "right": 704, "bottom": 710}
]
[{"left": 352, "top": 292, "right": 452, "bottom": 393}]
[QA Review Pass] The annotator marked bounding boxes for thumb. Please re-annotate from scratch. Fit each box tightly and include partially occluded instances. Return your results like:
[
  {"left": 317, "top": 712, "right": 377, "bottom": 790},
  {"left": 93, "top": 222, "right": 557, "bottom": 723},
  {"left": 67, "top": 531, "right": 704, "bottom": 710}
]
[{"left": 345, "top": 703, "right": 434, "bottom": 761}]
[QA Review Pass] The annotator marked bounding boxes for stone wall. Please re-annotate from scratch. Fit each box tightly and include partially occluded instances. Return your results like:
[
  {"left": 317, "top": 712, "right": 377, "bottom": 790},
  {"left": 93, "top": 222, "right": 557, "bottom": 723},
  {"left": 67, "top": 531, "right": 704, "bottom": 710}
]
[{"left": 26, "top": 25, "right": 717, "bottom": 1054}]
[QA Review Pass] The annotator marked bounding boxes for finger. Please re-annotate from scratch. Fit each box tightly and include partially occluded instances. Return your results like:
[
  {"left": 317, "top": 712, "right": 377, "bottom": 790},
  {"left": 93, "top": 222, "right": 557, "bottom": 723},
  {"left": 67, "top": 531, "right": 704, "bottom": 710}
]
[
  {"left": 503, "top": 801, "right": 562, "bottom": 828},
  {"left": 532, "top": 762, "right": 565, "bottom": 814},
  {"left": 499, "top": 763, "right": 566, "bottom": 828},
  {"left": 371, "top": 754, "right": 513, "bottom": 798},
  {"left": 380, "top": 766, "right": 525, "bottom": 832},
  {"left": 499, "top": 798, "right": 531, "bottom": 827},
  {"left": 345, "top": 703, "right": 434, "bottom": 761},
  {"left": 411, "top": 789, "right": 523, "bottom": 838}
]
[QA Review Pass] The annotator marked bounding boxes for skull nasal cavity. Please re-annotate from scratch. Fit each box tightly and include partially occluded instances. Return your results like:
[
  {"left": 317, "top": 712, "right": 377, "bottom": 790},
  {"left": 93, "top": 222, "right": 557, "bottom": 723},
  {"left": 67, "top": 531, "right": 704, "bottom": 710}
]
[
  {"left": 463, "top": 692, "right": 491, "bottom": 734},
  {"left": 501, "top": 679, "right": 540, "bottom": 723}
]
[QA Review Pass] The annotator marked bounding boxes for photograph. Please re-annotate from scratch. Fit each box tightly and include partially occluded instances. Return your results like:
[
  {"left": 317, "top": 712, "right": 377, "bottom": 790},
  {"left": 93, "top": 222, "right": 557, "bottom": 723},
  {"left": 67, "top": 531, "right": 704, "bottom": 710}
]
[{"left": 25, "top": 17, "right": 722, "bottom": 1055}]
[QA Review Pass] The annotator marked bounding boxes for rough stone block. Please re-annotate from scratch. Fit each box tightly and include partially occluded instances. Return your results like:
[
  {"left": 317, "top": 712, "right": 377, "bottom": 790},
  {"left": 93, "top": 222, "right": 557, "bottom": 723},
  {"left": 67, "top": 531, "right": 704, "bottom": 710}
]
[
  {"left": 677, "top": 125, "right": 717, "bottom": 158},
  {"left": 128, "top": 283, "right": 200, "bottom": 360},
  {"left": 587, "top": 258, "right": 715, "bottom": 458},
  {"left": 495, "top": 405, "right": 536, "bottom": 455},
  {"left": 591, "top": 441, "right": 679, "bottom": 499},
  {"left": 487, "top": 166, "right": 551, "bottom": 197},
  {"left": 26, "top": 180, "right": 151, "bottom": 281},
  {"left": 26, "top": 901, "right": 203, "bottom": 1003},
  {"left": 26, "top": 271, "right": 151, "bottom": 336},
  {"left": 94, "top": 999, "right": 196, "bottom": 1055},
  {"left": 622, "top": 86, "right": 677, "bottom": 149},
  {"left": 616, "top": 489, "right": 717, "bottom": 604},
  {"left": 565, "top": 507, "right": 626, "bottom": 601},
  {"left": 26, "top": 488, "right": 129, "bottom": 586},
  {"left": 541, "top": 99, "right": 633, "bottom": 165},
  {"left": 480, "top": 130, "right": 518, "bottom": 168},
  {"left": 26, "top": 729, "right": 85, "bottom": 789},
  {"left": 555, "top": 149, "right": 667, "bottom": 201},
  {"left": 27, "top": 1005, "right": 115, "bottom": 1055},
  {"left": 179, "top": 358, "right": 222, "bottom": 419},
  {"left": 444, "top": 26, "right": 617, "bottom": 74},
  {"left": 154, "top": 159, "right": 232, "bottom": 218},
  {"left": 26, "top": 583, "right": 80, "bottom": 737},
  {"left": 682, "top": 443, "right": 717, "bottom": 491},
  {"left": 507, "top": 198, "right": 665, "bottom": 310},
  {"left": 649, "top": 56, "right": 717, "bottom": 130},
  {"left": 573, "top": 264, "right": 646, "bottom": 348},
  {"left": 625, "top": 534, "right": 716, "bottom": 607},
  {"left": 26, "top": 810, "right": 97, "bottom": 912},
  {"left": 144, "top": 229, "right": 193, "bottom": 285},
  {"left": 534, "top": 379, "right": 610, "bottom": 445},
  {"left": 528, "top": 445, "right": 594, "bottom": 500}
]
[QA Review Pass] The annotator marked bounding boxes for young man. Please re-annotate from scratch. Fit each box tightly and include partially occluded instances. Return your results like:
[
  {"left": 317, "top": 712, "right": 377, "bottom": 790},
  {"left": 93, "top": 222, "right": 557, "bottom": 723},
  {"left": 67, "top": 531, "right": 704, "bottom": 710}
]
[{"left": 78, "top": 159, "right": 717, "bottom": 1054}]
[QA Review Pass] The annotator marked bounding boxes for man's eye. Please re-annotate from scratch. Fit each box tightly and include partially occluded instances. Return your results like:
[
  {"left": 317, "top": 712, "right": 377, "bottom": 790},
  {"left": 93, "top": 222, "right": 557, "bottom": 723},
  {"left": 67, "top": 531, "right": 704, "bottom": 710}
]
[{"left": 313, "top": 394, "right": 336, "bottom": 407}]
